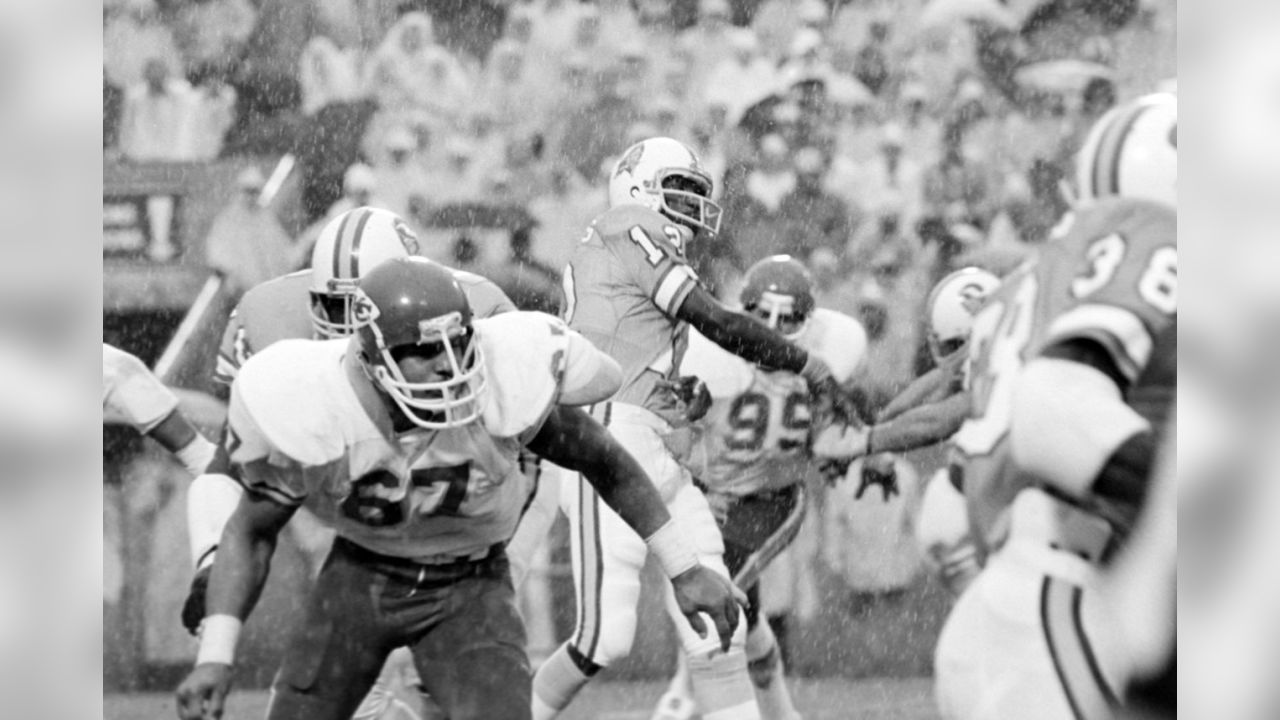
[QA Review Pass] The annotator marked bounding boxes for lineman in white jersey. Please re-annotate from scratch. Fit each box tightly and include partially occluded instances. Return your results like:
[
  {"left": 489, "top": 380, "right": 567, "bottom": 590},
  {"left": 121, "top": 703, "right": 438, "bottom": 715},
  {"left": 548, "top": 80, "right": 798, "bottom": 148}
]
[
  {"left": 655, "top": 256, "right": 867, "bottom": 720},
  {"left": 183, "top": 207, "right": 516, "bottom": 720},
  {"left": 176, "top": 257, "right": 746, "bottom": 720}
]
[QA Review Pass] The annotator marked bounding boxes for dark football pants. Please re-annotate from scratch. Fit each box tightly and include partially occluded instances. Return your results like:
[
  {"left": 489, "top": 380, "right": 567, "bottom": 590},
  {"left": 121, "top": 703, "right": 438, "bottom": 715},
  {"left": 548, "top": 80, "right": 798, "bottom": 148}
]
[
  {"left": 266, "top": 537, "right": 531, "bottom": 720},
  {"left": 704, "top": 482, "right": 807, "bottom": 630}
]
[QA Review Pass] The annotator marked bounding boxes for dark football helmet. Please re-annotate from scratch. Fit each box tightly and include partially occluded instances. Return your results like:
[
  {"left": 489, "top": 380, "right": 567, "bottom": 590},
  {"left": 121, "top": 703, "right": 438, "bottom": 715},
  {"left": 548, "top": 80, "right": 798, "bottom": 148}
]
[
  {"left": 353, "top": 257, "right": 485, "bottom": 429},
  {"left": 740, "top": 255, "right": 816, "bottom": 339}
]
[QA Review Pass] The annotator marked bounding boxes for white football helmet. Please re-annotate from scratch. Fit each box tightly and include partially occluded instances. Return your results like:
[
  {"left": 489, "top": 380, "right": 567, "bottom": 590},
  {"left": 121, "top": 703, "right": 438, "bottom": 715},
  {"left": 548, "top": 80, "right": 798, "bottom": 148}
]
[
  {"left": 926, "top": 267, "right": 1001, "bottom": 362},
  {"left": 1075, "top": 92, "right": 1177, "bottom": 207},
  {"left": 608, "top": 137, "right": 723, "bottom": 235},
  {"left": 309, "top": 206, "right": 421, "bottom": 339}
]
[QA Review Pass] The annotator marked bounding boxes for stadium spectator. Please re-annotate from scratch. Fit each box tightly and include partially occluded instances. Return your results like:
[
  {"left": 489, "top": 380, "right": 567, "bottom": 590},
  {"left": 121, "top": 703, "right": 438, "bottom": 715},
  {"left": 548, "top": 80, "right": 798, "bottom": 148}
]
[
  {"left": 297, "top": 35, "right": 361, "bottom": 116},
  {"left": 117, "top": 58, "right": 196, "bottom": 162},
  {"left": 103, "top": 0, "right": 181, "bottom": 90},
  {"left": 169, "top": 0, "right": 256, "bottom": 84},
  {"left": 775, "top": 146, "right": 857, "bottom": 263},
  {"left": 204, "top": 167, "right": 297, "bottom": 296}
]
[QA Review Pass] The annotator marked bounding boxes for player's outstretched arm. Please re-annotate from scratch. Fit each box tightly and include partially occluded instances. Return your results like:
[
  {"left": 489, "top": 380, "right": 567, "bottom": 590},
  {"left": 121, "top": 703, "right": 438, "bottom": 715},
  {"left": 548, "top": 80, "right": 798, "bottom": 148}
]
[
  {"left": 877, "top": 351, "right": 964, "bottom": 422},
  {"left": 176, "top": 489, "right": 296, "bottom": 720},
  {"left": 526, "top": 405, "right": 747, "bottom": 650},
  {"left": 871, "top": 391, "right": 972, "bottom": 456},
  {"left": 676, "top": 285, "right": 861, "bottom": 424}
]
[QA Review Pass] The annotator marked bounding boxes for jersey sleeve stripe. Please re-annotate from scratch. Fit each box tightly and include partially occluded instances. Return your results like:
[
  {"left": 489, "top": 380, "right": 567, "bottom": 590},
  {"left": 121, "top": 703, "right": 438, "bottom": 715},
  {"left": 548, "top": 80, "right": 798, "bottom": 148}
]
[
  {"left": 1046, "top": 304, "right": 1152, "bottom": 384},
  {"left": 653, "top": 264, "right": 698, "bottom": 315}
]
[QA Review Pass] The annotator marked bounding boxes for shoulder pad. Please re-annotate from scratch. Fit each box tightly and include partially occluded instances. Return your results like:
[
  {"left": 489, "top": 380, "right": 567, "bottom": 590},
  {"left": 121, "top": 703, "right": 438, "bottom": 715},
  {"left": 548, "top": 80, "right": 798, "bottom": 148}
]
[
  {"left": 803, "top": 309, "right": 868, "bottom": 383},
  {"left": 474, "top": 312, "right": 571, "bottom": 438},
  {"left": 236, "top": 271, "right": 313, "bottom": 326},
  {"left": 232, "top": 338, "right": 349, "bottom": 466}
]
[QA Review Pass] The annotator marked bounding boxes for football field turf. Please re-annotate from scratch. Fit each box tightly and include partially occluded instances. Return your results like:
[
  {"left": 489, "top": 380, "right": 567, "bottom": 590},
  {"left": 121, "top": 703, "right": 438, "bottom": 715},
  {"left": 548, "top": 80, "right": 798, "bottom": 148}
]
[{"left": 107, "top": 677, "right": 940, "bottom": 720}]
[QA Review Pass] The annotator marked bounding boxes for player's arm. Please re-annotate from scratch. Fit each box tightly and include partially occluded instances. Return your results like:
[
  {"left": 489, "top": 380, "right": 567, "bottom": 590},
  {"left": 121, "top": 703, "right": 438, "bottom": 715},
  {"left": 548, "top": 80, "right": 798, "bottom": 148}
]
[
  {"left": 177, "top": 389, "right": 304, "bottom": 720},
  {"left": 1011, "top": 338, "right": 1151, "bottom": 502},
  {"left": 867, "top": 390, "right": 972, "bottom": 456},
  {"left": 877, "top": 350, "right": 966, "bottom": 422},
  {"left": 526, "top": 405, "right": 746, "bottom": 650},
  {"left": 103, "top": 343, "right": 216, "bottom": 476},
  {"left": 176, "top": 484, "right": 296, "bottom": 720},
  {"left": 676, "top": 285, "right": 810, "bottom": 374},
  {"left": 676, "top": 286, "right": 859, "bottom": 424}
]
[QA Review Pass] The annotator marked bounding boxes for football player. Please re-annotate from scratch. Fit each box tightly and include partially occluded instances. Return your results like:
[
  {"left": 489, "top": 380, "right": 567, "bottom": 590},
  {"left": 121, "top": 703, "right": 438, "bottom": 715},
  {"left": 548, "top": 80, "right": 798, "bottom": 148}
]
[
  {"left": 175, "top": 257, "right": 746, "bottom": 720},
  {"left": 530, "top": 138, "right": 859, "bottom": 720},
  {"left": 933, "top": 92, "right": 1176, "bottom": 720},
  {"left": 103, "top": 342, "right": 216, "bottom": 479},
  {"left": 652, "top": 255, "right": 868, "bottom": 720},
  {"left": 183, "top": 206, "right": 516, "bottom": 720}
]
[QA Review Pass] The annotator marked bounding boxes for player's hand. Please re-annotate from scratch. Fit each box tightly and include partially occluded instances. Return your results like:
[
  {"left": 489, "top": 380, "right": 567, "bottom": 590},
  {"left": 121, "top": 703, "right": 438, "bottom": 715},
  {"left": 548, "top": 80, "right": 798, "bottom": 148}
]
[
  {"left": 175, "top": 662, "right": 233, "bottom": 720},
  {"left": 659, "top": 375, "right": 712, "bottom": 423},
  {"left": 856, "top": 453, "right": 900, "bottom": 502},
  {"left": 181, "top": 565, "right": 212, "bottom": 636},
  {"left": 800, "top": 356, "right": 860, "bottom": 426},
  {"left": 811, "top": 423, "right": 870, "bottom": 461},
  {"left": 670, "top": 565, "right": 749, "bottom": 653}
]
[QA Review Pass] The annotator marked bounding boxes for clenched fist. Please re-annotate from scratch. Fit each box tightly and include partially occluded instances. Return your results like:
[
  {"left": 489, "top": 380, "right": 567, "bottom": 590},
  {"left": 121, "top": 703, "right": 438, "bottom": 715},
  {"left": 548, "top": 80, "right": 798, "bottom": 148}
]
[{"left": 175, "top": 662, "right": 233, "bottom": 720}]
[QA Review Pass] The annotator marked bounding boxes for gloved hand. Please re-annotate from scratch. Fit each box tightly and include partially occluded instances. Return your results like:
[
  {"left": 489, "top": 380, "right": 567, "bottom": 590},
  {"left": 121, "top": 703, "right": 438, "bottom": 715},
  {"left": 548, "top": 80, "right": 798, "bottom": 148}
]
[
  {"left": 855, "top": 453, "right": 900, "bottom": 502},
  {"left": 800, "top": 355, "right": 861, "bottom": 427},
  {"left": 658, "top": 375, "right": 713, "bottom": 424}
]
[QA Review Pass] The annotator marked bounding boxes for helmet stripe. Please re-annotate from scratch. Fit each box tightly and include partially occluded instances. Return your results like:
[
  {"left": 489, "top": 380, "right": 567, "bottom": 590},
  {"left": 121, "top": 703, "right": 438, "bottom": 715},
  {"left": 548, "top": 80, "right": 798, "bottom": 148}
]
[
  {"left": 347, "top": 207, "right": 374, "bottom": 278},
  {"left": 1092, "top": 101, "right": 1147, "bottom": 199},
  {"left": 329, "top": 210, "right": 356, "bottom": 281}
]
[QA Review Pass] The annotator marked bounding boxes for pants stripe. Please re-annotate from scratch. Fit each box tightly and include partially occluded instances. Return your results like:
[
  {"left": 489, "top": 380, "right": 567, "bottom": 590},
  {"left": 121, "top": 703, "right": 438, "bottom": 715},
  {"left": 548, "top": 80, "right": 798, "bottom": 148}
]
[
  {"left": 733, "top": 484, "right": 807, "bottom": 590},
  {"left": 572, "top": 403, "right": 610, "bottom": 662},
  {"left": 1041, "top": 577, "right": 1116, "bottom": 720}
]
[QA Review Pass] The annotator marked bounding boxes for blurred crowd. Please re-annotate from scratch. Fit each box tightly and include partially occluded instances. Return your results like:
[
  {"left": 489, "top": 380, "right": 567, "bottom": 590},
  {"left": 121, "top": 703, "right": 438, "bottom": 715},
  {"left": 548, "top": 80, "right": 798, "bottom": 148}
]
[{"left": 103, "top": 0, "right": 1174, "bottom": 599}]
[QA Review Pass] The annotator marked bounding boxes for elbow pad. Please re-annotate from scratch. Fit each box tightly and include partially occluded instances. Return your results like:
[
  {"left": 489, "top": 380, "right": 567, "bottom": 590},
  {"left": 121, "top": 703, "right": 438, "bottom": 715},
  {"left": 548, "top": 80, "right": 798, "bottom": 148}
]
[{"left": 1011, "top": 358, "right": 1149, "bottom": 499}]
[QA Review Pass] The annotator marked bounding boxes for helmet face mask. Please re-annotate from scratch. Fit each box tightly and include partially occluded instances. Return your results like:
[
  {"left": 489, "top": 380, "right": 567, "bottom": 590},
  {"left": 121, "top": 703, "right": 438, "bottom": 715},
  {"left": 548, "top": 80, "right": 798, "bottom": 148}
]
[
  {"left": 740, "top": 255, "right": 815, "bottom": 341},
  {"left": 353, "top": 259, "right": 486, "bottom": 430},
  {"left": 746, "top": 291, "right": 809, "bottom": 339}
]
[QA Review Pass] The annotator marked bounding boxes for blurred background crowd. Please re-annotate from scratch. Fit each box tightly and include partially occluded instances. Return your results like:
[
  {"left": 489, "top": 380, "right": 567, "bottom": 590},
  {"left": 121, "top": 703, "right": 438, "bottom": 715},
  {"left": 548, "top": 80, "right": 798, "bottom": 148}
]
[{"left": 103, "top": 0, "right": 1175, "bottom": 687}]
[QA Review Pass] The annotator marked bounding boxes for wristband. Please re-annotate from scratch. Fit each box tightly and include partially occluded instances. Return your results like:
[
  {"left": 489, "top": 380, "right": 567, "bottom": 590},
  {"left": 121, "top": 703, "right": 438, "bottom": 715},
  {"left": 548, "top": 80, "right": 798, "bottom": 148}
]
[
  {"left": 196, "top": 614, "right": 241, "bottom": 666},
  {"left": 644, "top": 519, "right": 699, "bottom": 579},
  {"left": 176, "top": 436, "right": 217, "bottom": 478}
]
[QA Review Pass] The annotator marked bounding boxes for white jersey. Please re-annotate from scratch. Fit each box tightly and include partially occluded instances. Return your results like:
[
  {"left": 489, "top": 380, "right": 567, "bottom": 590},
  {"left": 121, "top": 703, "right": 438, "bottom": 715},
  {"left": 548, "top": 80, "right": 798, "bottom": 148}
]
[
  {"left": 103, "top": 343, "right": 179, "bottom": 432},
  {"left": 678, "top": 308, "right": 867, "bottom": 496},
  {"left": 226, "top": 311, "right": 605, "bottom": 561}
]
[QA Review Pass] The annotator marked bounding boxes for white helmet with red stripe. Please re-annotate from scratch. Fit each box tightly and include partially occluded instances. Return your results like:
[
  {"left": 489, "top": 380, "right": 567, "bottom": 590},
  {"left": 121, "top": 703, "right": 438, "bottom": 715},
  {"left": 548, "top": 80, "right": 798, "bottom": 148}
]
[
  {"left": 926, "top": 267, "right": 1001, "bottom": 363},
  {"left": 309, "top": 206, "right": 421, "bottom": 338},
  {"left": 1075, "top": 92, "right": 1177, "bottom": 207}
]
